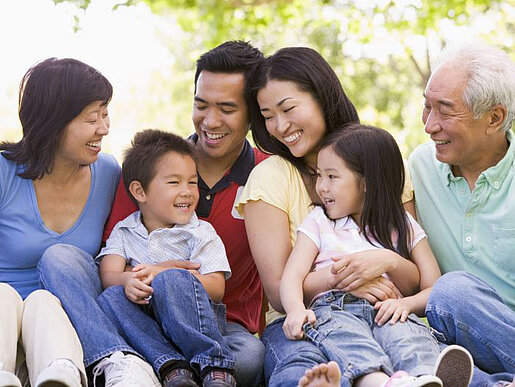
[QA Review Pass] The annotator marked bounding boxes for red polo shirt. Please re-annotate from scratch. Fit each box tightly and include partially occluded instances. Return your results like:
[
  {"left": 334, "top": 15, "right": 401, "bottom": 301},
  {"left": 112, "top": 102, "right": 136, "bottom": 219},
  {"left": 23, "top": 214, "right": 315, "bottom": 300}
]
[{"left": 103, "top": 140, "right": 266, "bottom": 334}]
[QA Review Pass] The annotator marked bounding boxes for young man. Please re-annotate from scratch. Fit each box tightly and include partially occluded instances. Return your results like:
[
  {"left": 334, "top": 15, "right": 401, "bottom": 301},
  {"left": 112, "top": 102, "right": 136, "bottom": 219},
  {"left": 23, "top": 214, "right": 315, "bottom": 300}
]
[
  {"left": 104, "top": 40, "right": 266, "bottom": 386},
  {"left": 409, "top": 42, "right": 515, "bottom": 386}
]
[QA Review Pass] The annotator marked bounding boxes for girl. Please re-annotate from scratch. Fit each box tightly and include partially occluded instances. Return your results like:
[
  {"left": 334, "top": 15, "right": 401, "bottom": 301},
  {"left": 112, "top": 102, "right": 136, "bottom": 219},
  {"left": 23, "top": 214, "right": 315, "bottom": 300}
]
[{"left": 280, "top": 124, "right": 473, "bottom": 387}]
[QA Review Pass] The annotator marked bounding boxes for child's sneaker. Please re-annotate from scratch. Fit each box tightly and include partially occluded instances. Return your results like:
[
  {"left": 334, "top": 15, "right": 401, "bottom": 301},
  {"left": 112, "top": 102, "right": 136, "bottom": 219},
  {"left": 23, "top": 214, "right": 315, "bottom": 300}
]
[
  {"left": 35, "top": 358, "right": 81, "bottom": 387},
  {"left": 202, "top": 369, "right": 236, "bottom": 387},
  {"left": 163, "top": 368, "right": 198, "bottom": 387},
  {"left": 434, "top": 345, "right": 474, "bottom": 387},
  {"left": 381, "top": 371, "right": 443, "bottom": 387}
]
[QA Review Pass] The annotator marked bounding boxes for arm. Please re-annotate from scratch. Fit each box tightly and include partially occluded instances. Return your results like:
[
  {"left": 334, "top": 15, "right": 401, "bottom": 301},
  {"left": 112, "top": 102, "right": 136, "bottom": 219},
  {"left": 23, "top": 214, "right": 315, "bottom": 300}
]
[
  {"left": 280, "top": 233, "right": 319, "bottom": 340},
  {"left": 243, "top": 200, "right": 292, "bottom": 313},
  {"left": 192, "top": 271, "right": 225, "bottom": 303}
]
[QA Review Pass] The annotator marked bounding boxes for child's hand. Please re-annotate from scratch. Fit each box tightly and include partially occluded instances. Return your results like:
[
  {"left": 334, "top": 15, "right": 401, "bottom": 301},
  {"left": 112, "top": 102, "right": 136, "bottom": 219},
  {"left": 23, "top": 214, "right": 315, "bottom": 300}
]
[
  {"left": 124, "top": 275, "right": 153, "bottom": 305},
  {"left": 132, "top": 264, "right": 157, "bottom": 282},
  {"left": 374, "top": 298, "right": 413, "bottom": 326},
  {"left": 283, "top": 308, "right": 317, "bottom": 340}
]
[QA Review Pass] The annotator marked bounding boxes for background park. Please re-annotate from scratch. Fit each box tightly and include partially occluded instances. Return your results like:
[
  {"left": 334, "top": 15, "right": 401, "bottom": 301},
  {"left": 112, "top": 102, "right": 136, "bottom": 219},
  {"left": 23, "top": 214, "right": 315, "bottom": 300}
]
[{"left": 0, "top": 0, "right": 513, "bottom": 162}]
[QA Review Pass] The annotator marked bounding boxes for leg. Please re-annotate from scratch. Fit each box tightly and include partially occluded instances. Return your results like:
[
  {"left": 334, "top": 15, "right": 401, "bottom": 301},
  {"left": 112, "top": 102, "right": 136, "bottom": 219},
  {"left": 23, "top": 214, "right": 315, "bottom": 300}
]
[
  {"left": 0, "top": 283, "right": 23, "bottom": 386},
  {"left": 97, "top": 285, "right": 186, "bottom": 374},
  {"left": 21, "top": 290, "right": 85, "bottom": 386},
  {"left": 38, "top": 244, "right": 134, "bottom": 366},
  {"left": 261, "top": 319, "right": 329, "bottom": 387},
  {"left": 427, "top": 272, "right": 515, "bottom": 382},
  {"left": 151, "top": 269, "right": 235, "bottom": 373},
  {"left": 373, "top": 314, "right": 440, "bottom": 376},
  {"left": 223, "top": 321, "right": 265, "bottom": 387}
]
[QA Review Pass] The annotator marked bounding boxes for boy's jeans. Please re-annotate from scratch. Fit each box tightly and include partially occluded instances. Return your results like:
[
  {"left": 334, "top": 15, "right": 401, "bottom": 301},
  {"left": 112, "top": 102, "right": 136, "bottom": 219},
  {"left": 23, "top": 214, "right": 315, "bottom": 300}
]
[
  {"left": 304, "top": 291, "right": 440, "bottom": 386},
  {"left": 97, "top": 269, "right": 235, "bottom": 373},
  {"left": 38, "top": 244, "right": 263, "bottom": 386},
  {"left": 426, "top": 271, "right": 515, "bottom": 386}
]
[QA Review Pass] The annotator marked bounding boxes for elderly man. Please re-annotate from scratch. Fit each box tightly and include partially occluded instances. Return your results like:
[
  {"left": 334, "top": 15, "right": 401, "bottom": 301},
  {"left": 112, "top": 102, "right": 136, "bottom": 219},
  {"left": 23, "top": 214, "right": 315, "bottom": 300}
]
[{"left": 409, "top": 42, "right": 515, "bottom": 386}]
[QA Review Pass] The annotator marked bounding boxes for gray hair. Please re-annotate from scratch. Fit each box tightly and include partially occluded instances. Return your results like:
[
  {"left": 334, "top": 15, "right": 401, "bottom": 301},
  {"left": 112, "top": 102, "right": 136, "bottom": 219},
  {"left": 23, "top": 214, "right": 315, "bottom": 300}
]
[{"left": 437, "top": 41, "right": 515, "bottom": 132}]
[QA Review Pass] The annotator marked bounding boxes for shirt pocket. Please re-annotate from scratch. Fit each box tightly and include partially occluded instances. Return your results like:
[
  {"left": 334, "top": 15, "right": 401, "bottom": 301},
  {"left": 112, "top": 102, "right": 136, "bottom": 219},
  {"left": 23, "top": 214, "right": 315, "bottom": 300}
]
[{"left": 492, "top": 227, "right": 515, "bottom": 272}]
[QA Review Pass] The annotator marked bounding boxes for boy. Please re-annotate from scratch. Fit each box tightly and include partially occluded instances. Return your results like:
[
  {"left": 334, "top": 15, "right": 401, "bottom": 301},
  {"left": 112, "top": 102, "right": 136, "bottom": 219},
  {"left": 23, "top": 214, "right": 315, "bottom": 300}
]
[{"left": 96, "top": 129, "right": 236, "bottom": 387}]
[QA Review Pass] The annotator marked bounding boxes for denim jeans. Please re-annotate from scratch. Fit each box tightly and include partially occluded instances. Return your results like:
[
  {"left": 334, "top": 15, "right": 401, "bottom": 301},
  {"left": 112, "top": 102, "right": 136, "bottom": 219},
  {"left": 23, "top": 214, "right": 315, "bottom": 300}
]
[
  {"left": 97, "top": 269, "right": 235, "bottom": 374},
  {"left": 427, "top": 271, "right": 515, "bottom": 386},
  {"left": 304, "top": 291, "right": 440, "bottom": 386},
  {"left": 38, "top": 244, "right": 137, "bottom": 366}
]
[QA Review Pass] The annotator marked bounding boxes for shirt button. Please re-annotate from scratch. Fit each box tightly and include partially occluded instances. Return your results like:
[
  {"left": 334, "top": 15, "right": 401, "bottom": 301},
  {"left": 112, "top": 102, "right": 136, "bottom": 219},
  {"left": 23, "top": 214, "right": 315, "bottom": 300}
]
[
  {"left": 466, "top": 212, "right": 472, "bottom": 218},
  {"left": 494, "top": 181, "right": 499, "bottom": 187},
  {"left": 460, "top": 189, "right": 465, "bottom": 194},
  {"left": 206, "top": 194, "right": 211, "bottom": 200},
  {"left": 466, "top": 235, "right": 472, "bottom": 242}
]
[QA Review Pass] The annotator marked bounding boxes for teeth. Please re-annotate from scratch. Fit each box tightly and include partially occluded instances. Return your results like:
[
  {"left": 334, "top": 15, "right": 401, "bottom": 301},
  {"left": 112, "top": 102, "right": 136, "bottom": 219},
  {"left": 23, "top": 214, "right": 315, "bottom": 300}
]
[
  {"left": 434, "top": 140, "right": 450, "bottom": 145},
  {"left": 284, "top": 131, "right": 302, "bottom": 143},
  {"left": 205, "top": 132, "right": 227, "bottom": 140},
  {"left": 174, "top": 204, "right": 190, "bottom": 208},
  {"left": 86, "top": 141, "right": 101, "bottom": 147}
]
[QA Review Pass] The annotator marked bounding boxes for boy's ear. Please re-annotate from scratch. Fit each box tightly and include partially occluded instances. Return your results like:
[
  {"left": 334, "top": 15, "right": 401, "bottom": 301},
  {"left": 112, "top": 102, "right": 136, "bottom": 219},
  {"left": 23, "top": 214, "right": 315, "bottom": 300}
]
[{"left": 129, "top": 180, "right": 146, "bottom": 203}]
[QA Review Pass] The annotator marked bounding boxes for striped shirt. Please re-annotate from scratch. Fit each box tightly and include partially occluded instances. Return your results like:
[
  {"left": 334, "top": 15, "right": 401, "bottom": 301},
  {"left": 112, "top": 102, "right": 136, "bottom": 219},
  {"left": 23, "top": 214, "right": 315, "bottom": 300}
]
[{"left": 97, "top": 211, "right": 231, "bottom": 279}]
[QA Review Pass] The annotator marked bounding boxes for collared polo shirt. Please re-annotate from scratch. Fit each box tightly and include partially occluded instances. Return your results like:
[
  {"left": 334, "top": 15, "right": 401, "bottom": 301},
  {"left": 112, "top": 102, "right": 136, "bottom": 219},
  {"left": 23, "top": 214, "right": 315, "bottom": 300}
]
[
  {"left": 103, "top": 138, "right": 266, "bottom": 333},
  {"left": 98, "top": 211, "right": 231, "bottom": 278},
  {"left": 409, "top": 131, "right": 515, "bottom": 310}
]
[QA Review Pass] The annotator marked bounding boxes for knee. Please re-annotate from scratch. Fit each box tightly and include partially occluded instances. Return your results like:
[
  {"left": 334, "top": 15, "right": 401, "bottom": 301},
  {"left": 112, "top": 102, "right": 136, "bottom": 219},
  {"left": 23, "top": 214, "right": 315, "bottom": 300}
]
[
  {"left": 24, "top": 289, "right": 61, "bottom": 309},
  {"left": 429, "top": 271, "right": 486, "bottom": 312},
  {"left": 98, "top": 285, "right": 126, "bottom": 304},
  {"left": 39, "top": 244, "right": 81, "bottom": 273},
  {"left": 0, "top": 283, "right": 23, "bottom": 311},
  {"left": 153, "top": 268, "right": 192, "bottom": 292}
]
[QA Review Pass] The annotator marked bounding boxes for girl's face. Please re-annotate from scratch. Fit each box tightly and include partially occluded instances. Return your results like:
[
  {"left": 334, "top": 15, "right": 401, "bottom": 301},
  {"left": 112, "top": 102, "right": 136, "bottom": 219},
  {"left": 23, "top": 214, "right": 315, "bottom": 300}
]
[
  {"left": 257, "top": 79, "right": 326, "bottom": 166},
  {"left": 316, "top": 146, "right": 365, "bottom": 224}
]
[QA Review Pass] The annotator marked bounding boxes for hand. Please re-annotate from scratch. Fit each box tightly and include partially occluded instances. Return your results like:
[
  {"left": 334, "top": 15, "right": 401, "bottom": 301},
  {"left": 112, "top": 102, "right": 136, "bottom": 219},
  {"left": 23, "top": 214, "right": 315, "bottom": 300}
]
[
  {"left": 156, "top": 260, "right": 201, "bottom": 271},
  {"left": 331, "top": 249, "right": 395, "bottom": 291},
  {"left": 132, "top": 264, "right": 156, "bottom": 282},
  {"left": 348, "top": 277, "right": 401, "bottom": 304},
  {"left": 283, "top": 308, "right": 317, "bottom": 340},
  {"left": 124, "top": 273, "right": 153, "bottom": 305},
  {"left": 374, "top": 298, "right": 414, "bottom": 326}
]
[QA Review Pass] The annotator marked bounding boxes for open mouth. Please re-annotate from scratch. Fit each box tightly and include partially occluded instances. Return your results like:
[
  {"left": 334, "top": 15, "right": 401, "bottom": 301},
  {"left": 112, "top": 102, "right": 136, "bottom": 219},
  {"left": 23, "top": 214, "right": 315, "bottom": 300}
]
[
  {"left": 86, "top": 140, "right": 101, "bottom": 150},
  {"left": 204, "top": 131, "right": 228, "bottom": 141},
  {"left": 284, "top": 131, "right": 302, "bottom": 144},
  {"left": 434, "top": 140, "right": 450, "bottom": 145}
]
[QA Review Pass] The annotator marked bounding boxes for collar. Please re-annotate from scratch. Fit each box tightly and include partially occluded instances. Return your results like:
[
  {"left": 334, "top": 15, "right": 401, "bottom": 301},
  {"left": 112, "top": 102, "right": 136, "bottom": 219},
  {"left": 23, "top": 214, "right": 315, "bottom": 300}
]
[
  {"left": 119, "top": 210, "right": 200, "bottom": 237},
  {"left": 441, "top": 131, "right": 514, "bottom": 189},
  {"left": 334, "top": 215, "right": 360, "bottom": 232},
  {"left": 189, "top": 134, "right": 255, "bottom": 191}
]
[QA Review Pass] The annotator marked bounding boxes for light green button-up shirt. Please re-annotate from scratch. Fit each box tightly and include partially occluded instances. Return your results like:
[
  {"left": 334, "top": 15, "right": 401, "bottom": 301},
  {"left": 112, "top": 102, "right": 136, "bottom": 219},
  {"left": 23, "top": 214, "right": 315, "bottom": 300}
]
[{"left": 409, "top": 131, "right": 515, "bottom": 310}]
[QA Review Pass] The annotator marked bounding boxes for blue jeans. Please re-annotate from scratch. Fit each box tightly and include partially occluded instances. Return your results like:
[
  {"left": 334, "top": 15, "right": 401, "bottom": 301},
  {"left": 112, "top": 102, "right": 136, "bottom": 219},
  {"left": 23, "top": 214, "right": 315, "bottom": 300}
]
[
  {"left": 38, "top": 244, "right": 138, "bottom": 366},
  {"left": 97, "top": 269, "right": 235, "bottom": 374},
  {"left": 304, "top": 291, "right": 439, "bottom": 386},
  {"left": 427, "top": 271, "right": 515, "bottom": 386}
]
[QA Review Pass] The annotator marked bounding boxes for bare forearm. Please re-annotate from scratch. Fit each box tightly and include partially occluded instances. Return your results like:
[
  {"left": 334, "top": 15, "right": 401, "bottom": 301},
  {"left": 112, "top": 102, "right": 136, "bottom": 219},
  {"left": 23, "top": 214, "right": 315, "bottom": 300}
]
[
  {"left": 303, "top": 269, "right": 331, "bottom": 305},
  {"left": 402, "top": 287, "right": 432, "bottom": 316},
  {"left": 100, "top": 271, "right": 133, "bottom": 289},
  {"left": 193, "top": 273, "right": 225, "bottom": 303},
  {"left": 385, "top": 251, "right": 420, "bottom": 296}
]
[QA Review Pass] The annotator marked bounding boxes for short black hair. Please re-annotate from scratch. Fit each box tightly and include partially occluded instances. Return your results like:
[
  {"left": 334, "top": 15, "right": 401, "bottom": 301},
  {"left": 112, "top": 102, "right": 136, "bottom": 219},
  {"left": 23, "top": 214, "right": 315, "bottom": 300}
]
[
  {"left": 122, "top": 129, "right": 197, "bottom": 206},
  {"left": 250, "top": 47, "right": 359, "bottom": 175},
  {"left": 194, "top": 40, "right": 264, "bottom": 115},
  {"left": 0, "top": 57, "right": 112, "bottom": 179}
]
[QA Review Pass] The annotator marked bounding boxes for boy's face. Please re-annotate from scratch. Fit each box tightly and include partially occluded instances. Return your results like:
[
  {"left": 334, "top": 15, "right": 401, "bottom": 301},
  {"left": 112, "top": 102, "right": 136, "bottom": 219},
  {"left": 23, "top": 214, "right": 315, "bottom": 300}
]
[{"left": 140, "top": 151, "right": 199, "bottom": 232}]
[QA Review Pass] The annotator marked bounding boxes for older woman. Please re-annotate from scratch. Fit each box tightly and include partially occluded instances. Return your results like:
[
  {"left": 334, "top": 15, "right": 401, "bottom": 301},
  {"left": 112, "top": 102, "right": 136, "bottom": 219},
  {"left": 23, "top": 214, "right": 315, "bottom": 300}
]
[{"left": 0, "top": 58, "right": 158, "bottom": 387}]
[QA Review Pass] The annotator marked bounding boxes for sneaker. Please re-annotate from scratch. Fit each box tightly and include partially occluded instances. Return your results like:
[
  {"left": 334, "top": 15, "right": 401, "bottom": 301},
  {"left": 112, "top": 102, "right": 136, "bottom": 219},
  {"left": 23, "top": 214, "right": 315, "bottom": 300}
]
[
  {"left": 163, "top": 368, "right": 198, "bottom": 387},
  {"left": 36, "top": 359, "right": 81, "bottom": 387},
  {"left": 434, "top": 345, "right": 474, "bottom": 387},
  {"left": 381, "top": 371, "right": 443, "bottom": 387},
  {"left": 0, "top": 365, "right": 22, "bottom": 387},
  {"left": 92, "top": 351, "right": 160, "bottom": 387},
  {"left": 202, "top": 370, "right": 236, "bottom": 387}
]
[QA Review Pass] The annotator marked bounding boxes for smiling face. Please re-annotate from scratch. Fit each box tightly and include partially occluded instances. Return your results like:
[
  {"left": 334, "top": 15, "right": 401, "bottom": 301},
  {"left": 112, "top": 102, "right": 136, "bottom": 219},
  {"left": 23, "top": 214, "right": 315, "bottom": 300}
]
[
  {"left": 192, "top": 71, "right": 249, "bottom": 165},
  {"left": 316, "top": 146, "right": 365, "bottom": 224},
  {"left": 257, "top": 79, "right": 326, "bottom": 166},
  {"left": 137, "top": 151, "right": 199, "bottom": 233},
  {"left": 422, "top": 61, "right": 492, "bottom": 168},
  {"left": 55, "top": 100, "right": 109, "bottom": 166}
]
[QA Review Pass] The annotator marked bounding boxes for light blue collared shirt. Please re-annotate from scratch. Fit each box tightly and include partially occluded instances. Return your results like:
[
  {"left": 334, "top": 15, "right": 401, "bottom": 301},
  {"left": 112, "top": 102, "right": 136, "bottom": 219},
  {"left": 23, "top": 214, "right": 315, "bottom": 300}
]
[{"left": 409, "top": 130, "right": 515, "bottom": 310}]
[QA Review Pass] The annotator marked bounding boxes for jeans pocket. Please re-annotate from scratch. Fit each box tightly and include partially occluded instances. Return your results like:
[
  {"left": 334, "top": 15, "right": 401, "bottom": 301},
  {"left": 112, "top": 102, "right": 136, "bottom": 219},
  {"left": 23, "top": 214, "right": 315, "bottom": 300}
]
[
  {"left": 406, "top": 314, "right": 439, "bottom": 345},
  {"left": 303, "top": 310, "right": 342, "bottom": 344}
]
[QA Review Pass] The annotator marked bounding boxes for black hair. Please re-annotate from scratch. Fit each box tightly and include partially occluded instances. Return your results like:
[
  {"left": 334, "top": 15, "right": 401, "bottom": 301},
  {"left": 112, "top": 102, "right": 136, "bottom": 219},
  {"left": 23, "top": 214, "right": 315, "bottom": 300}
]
[
  {"left": 194, "top": 40, "right": 264, "bottom": 117},
  {"left": 0, "top": 57, "right": 113, "bottom": 179},
  {"left": 122, "top": 129, "right": 197, "bottom": 206},
  {"left": 320, "top": 124, "right": 412, "bottom": 260},
  {"left": 250, "top": 47, "right": 360, "bottom": 175}
]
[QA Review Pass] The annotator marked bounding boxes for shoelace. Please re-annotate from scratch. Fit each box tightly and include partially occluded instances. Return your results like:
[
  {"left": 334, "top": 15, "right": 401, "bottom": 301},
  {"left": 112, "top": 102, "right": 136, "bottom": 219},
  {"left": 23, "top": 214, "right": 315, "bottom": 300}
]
[{"left": 92, "top": 354, "right": 132, "bottom": 387}]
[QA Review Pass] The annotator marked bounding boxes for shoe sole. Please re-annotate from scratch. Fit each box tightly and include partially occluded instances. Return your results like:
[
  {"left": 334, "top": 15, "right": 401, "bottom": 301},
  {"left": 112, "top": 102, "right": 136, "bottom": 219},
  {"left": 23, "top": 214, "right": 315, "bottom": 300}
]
[{"left": 435, "top": 345, "right": 474, "bottom": 387}]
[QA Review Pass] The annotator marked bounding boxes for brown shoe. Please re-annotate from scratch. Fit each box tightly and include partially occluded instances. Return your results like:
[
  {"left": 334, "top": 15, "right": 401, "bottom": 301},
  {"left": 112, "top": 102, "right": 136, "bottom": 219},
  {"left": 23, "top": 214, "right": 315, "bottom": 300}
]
[
  {"left": 202, "top": 370, "right": 236, "bottom": 387},
  {"left": 163, "top": 368, "right": 199, "bottom": 387}
]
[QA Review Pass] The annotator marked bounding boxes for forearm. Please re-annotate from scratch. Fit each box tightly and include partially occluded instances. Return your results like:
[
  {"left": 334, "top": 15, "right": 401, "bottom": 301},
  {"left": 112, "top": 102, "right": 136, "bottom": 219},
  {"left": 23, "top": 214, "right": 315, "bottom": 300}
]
[
  {"left": 401, "top": 287, "right": 432, "bottom": 316},
  {"left": 303, "top": 268, "right": 331, "bottom": 305},
  {"left": 385, "top": 250, "right": 420, "bottom": 296},
  {"left": 100, "top": 271, "right": 133, "bottom": 289},
  {"left": 193, "top": 272, "right": 225, "bottom": 303}
]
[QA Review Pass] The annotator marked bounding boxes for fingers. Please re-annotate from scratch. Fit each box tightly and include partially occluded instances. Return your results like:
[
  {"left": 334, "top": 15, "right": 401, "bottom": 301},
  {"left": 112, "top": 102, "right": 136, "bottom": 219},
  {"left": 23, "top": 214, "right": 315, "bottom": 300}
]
[
  {"left": 307, "top": 309, "right": 317, "bottom": 325},
  {"left": 169, "top": 260, "right": 201, "bottom": 270}
]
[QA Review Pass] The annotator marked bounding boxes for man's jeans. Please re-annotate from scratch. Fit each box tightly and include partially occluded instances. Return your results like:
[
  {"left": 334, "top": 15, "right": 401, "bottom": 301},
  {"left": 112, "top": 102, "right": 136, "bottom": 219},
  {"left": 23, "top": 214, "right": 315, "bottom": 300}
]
[
  {"left": 97, "top": 269, "right": 235, "bottom": 373},
  {"left": 427, "top": 271, "right": 515, "bottom": 386},
  {"left": 38, "top": 244, "right": 264, "bottom": 386}
]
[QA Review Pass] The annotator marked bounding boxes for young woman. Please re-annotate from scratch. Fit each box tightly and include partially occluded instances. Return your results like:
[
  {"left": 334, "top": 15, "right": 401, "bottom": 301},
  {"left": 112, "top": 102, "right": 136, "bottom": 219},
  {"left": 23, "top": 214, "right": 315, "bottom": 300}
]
[
  {"left": 280, "top": 124, "right": 473, "bottom": 387},
  {"left": 235, "top": 47, "right": 419, "bottom": 386}
]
